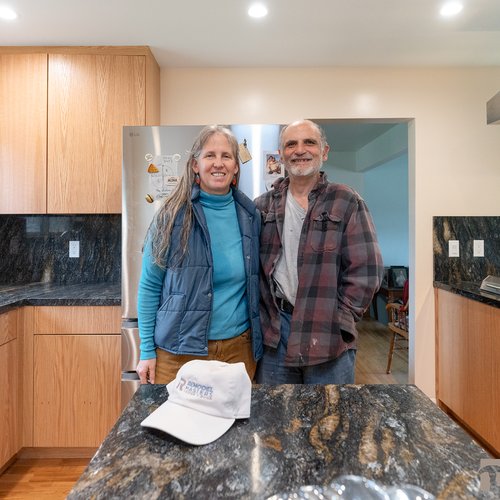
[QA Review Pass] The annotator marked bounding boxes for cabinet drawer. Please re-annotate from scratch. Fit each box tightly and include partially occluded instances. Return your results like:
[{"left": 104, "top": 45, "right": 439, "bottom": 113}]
[{"left": 33, "top": 306, "right": 120, "bottom": 335}]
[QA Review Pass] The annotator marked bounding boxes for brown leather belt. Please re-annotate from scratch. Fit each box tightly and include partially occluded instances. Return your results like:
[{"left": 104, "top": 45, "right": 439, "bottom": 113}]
[{"left": 276, "top": 297, "right": 294, "bottom": 314}]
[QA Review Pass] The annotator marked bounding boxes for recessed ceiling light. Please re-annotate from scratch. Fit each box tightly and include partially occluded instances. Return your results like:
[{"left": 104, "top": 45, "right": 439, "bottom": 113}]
[
  {"left": 440, "top": 1, "right": 463, "bottom": 17},
  {"left": 248, "top": 3, "right": 268, "bottom": 19},
  {"left": 0, "top": 5, "right": 17, "bottom": 20}
]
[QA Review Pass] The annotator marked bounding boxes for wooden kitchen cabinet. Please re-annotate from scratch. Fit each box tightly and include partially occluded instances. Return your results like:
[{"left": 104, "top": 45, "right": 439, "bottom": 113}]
[
  {"left": 0, "top": 54, "right": 47, "bottom": 214},
  {"left": 0, "top": 310, "right": 20, "bottom": 470},
  {"left": 29, "top": 306, "right": 121, "bottom": 447},
  {"left": 0, "top": 47, "right": 160, "bottom": 214},
  {"left": 47, "top": 53, "right": 153, "bottom": 213},
  {"left": 435, "top": 288, "right": 500, "bottom": 456}
]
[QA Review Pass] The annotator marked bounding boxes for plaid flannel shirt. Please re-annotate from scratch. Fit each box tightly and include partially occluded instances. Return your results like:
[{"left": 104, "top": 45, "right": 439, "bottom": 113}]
[{"left": 254, "top": 172, "right": 384, "bottom": 367}]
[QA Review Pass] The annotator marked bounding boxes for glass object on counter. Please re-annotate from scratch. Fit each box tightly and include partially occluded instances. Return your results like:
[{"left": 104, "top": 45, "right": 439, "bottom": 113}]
[{"left": 267, "top": 475, "right": 435, "bottom": 500}]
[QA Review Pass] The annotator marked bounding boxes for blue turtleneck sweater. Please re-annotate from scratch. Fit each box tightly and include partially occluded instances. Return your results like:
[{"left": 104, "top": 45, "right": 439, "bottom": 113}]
[
  {"left": 137, "top": 189, "right": 249, "bottom": 359},
  {"left": 199, "top": 189, "right": 249, "bottom": 340}
]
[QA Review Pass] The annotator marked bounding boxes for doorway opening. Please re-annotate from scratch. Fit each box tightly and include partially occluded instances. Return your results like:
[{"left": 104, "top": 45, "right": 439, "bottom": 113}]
[{"left": 314, "top": 118, "right": 412, "bottom": 384}]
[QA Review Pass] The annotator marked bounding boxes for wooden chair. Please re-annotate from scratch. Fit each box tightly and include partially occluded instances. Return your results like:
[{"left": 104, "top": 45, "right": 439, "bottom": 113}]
[{"left": 385, "top": 280, "right": 409, "bottom": 374}]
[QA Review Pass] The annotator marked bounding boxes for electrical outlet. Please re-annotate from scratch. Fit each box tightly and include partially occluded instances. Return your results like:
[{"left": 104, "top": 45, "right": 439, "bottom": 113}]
[
  {"left": 473, "top": 239, "right": 484, "bottom": 257},
  {"left": 69, "top": 240, "right": 80, "bottom": 258},
  {"left": 448, "top": 240, "right": 460, "bottom": 257}
]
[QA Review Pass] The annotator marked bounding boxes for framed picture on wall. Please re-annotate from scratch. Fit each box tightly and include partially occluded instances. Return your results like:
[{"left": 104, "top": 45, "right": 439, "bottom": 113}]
[
  {"left": 381, "top": 267, "right": 390, "bottom": 288},
  {"left": 263, "top": 151, "right": 284, "bottom": 190},
  {"left": 390, "top": 266, "right": 408, "bottom": 288}
]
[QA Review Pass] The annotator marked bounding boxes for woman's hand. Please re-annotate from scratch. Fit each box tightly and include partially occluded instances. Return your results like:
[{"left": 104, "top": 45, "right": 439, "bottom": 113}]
[{"left": 136, "top": 358, "right": 156, "bottom": 384}]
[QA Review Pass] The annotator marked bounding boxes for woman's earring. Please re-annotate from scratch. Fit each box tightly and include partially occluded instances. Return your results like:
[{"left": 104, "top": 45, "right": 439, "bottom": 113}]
[
  {"left": 231, "top": 175, "right": 237, "bottom": 186},
  {"left": 194, "top": 173, "right": 200, "bottom": 185}
]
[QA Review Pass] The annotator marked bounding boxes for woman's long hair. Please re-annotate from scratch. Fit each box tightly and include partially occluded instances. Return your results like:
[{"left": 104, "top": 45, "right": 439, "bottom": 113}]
[{"left": 148, "top": 125, "right": 241, "bottom": 267}]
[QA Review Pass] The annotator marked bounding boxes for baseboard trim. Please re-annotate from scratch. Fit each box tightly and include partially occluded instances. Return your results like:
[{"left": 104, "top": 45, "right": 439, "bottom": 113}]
[
  {"left": 17, "top": 447, "right": 97, "bottom": 459},
  {"left": 0, "top": 454, "right": 17, "bottom": 475}
]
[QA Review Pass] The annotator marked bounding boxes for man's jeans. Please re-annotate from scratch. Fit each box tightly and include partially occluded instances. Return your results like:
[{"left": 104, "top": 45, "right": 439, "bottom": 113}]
[{"left": 256, "top": 310, "right": 356, "bottom": 384}]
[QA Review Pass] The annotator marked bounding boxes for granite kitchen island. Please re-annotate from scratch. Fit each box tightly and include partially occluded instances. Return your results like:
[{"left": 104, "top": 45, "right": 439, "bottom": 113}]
[{"left": 68, "top": 384, "right": 495, "bottom": 499}]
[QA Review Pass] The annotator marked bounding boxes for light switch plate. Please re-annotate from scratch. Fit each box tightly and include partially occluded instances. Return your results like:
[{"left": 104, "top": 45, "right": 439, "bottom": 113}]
[
  {"left": 473, "top": 239, "right": 484, "bottom": 257},
  {"left": 69, "top": 240, "right": 80, "bottom": 258},
  {"left": 448, "top": 240, "right": 460, "bottom": 257}
]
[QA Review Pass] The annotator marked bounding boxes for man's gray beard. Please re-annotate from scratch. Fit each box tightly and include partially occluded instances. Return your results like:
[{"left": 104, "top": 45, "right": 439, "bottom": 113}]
[{"left": 287, "top": 161, "right": 322, "bottom": 177}]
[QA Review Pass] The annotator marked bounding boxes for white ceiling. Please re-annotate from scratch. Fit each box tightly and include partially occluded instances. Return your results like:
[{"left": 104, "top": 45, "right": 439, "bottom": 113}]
[{"left": 2, "top": 0, "right": 500, "bottom": 68}]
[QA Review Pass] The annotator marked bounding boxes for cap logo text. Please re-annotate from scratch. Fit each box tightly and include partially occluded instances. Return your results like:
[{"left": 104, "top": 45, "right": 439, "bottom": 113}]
[{"left": 177, "top": 377, "right": 214, "bottom": 400}]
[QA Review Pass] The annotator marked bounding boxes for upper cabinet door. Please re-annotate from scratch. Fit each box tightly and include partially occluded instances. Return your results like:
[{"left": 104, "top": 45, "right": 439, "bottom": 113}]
[
  {"left": 47, "top": 54, "right": 146, "bottom": 213},
  {"left": 0, "top": 54, "right": 47, "bottom": 214}
]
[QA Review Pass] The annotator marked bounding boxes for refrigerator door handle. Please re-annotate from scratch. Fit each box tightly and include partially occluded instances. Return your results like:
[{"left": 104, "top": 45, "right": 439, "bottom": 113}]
[
  {"left": 122, "top": 371, "right": 141, "bottom": 381},
  {"left": 121, "top": 324, "right": 141, "bottom": 410},
  {"left": 121, "top": 325, "right": 140, "bottom": 372},
  {"left": 121, "top": 371, "right": 141, "bottom": 411}
]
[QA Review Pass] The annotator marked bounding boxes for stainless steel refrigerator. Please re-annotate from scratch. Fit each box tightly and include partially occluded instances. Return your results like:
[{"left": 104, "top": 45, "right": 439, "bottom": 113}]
[{"left": 121, "top": 124, "right": 282, "bottom": 408}]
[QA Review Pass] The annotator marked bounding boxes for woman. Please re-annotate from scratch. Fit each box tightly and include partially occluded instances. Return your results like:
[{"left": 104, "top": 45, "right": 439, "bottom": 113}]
[{"left": 136, "top": 125, "right": 262, "bottom": 384}]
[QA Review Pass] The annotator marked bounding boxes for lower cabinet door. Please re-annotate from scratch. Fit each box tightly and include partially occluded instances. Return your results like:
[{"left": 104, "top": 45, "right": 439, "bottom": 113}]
[
  {"left": 0, "top": 338, "right": 18, "bottom": 468},
  {"left": 33, "top": 334, "right": 120, "bottom": 447}
]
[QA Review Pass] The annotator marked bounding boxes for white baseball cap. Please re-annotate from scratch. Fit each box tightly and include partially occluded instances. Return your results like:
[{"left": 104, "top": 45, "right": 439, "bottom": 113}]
[{"left": 140, "top": 360, "right": 252, "bottom": 445}]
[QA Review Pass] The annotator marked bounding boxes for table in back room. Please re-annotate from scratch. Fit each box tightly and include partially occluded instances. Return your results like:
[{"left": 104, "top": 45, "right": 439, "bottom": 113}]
[{"left": 372, "top": 286, "right": 404, "bottom": 320}]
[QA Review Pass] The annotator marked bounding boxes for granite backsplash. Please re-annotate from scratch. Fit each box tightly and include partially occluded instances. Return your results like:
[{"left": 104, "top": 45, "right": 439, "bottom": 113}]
[
  {"left": 433, "top": 216, "right": 500, "bottom": 283},
  {"left": 0, "top": 215, "right": 121, "bottom": 286}
]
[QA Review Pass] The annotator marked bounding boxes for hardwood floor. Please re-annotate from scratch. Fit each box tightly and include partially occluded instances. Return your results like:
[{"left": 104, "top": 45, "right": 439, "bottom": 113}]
[
  {"left": 0, "top": 318, "right": 407, "bottom": 499},
  {"left": 355, "top": 317, "right": 409, "bottom": 384},
  {"left": 0, "top": 458, "right": 88, "bottom": 499}
]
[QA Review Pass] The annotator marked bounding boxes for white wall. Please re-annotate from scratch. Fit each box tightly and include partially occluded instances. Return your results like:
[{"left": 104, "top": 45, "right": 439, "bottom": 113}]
[{"left": 160, "top": 67, "right": 500, "bottom": 399}]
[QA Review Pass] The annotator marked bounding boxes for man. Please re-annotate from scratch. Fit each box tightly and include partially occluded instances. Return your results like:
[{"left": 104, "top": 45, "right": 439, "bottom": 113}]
[{"left": 254, "top": 119, "right": 383, "bottom": 384}]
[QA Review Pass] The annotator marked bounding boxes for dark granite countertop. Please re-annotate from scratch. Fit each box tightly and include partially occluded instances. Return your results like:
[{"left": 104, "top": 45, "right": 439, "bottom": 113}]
[
  {"left": 434, "top": 280, "right": 500, "bottom": 309},
  {"left": 0, "top": 282, "right": 121, "bottom": 314},
  {"left": 68, "top": 384, "right": 496, "bottom": 499}
]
